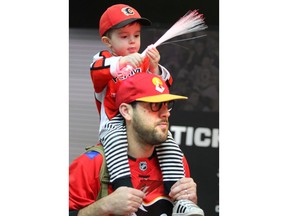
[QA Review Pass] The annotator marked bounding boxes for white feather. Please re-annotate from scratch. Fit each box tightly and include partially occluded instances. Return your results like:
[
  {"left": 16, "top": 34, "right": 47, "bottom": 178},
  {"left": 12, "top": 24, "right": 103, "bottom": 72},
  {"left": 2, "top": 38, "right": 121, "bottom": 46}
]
[{"left": 142, "top": 10, "right": 207, "bottom": 56}]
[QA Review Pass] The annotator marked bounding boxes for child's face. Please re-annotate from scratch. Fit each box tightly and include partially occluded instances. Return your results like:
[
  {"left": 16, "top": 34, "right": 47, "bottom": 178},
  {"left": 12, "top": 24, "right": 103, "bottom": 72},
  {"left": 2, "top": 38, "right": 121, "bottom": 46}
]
[{"left": 108, "top": 22, "right": 142, "bottom": 56}]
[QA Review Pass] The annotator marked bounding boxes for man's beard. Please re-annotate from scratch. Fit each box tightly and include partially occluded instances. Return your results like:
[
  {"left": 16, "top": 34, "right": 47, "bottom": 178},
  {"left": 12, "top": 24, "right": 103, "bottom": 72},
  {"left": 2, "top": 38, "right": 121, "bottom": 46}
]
[{"left": 132, "top": 116, "right": 168, "bottom": 146}]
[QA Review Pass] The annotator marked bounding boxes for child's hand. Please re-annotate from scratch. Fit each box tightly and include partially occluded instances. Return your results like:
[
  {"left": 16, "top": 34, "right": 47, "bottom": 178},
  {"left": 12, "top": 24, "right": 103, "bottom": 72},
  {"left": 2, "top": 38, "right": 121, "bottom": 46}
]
[
  {"left": 119, "top": 53, "right": 143, "bottom": 69},
  {"left": 146, "top": 45, "right": 160, "bottom": 74},
  {"left": 116, "top": 65, "right": 134, "bottom": 79}
]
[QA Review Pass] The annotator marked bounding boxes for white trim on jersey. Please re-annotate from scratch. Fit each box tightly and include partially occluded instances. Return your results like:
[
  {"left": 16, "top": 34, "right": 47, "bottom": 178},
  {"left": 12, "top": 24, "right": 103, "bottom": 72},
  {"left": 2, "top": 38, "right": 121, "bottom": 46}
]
[
  {"left": 92, "top": 53, "right": 121, "bottom": 78},
  {"left": 159, "top": 64, "right": 171, "bottom": 81}
]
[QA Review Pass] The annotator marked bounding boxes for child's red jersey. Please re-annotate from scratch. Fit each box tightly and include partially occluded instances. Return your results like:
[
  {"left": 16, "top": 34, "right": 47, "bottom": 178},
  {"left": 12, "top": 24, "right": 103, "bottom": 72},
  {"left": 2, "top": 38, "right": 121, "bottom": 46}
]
[{"left": 90, "top": 50, "right": 173, "bottom": 131}]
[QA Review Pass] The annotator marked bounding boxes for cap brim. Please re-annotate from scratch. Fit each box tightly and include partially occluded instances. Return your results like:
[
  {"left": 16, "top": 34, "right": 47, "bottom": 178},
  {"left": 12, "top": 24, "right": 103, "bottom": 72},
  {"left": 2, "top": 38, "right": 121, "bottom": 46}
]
[
  {"left": 136, "top": 94, "right": 188, "bottom": 103},
  {"left": 112, "top": 18, "right": 152, "bottom": 29}
]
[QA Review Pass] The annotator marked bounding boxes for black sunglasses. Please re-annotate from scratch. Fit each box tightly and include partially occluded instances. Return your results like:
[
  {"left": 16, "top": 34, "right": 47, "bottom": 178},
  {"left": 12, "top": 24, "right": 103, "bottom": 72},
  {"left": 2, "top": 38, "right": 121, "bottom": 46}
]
[
  {"left": 131, "top": 101, "right": 175, "bottom": 112},
  {"left": 130, "top": 101, "right": 174, "bottom": 112},
  {"left": 149, "top": 101, "right": 175, "bottom": 112}
]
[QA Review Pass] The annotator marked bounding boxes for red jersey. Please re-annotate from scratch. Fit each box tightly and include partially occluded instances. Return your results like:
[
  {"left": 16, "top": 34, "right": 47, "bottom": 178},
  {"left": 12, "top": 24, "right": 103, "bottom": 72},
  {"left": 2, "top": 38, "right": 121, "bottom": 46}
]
[
  {"left": 69, "top": 144, "right": 191, "bottom": 216},
  {"left": 90, "top": 50, "right": 173, "bottom": 131}
]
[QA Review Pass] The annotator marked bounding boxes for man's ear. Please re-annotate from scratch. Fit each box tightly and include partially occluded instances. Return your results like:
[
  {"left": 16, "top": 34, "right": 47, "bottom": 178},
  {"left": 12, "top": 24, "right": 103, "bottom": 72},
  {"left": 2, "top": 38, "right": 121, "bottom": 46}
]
[
  {"left": 119, "top": 103, "right": 133, "bottom": 121},
  {"left": 101, "top": 36, "right": 111, "bottom": 48}
]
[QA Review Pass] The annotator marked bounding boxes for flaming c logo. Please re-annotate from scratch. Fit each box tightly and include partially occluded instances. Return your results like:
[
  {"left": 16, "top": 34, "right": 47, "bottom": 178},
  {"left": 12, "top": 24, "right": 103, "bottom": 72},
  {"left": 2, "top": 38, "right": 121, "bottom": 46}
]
[
  {"left": 152, "top": 77, "right": 165, "bottom": 93},
  {"left": 121, "top": 7, "right": 134, "bottom": 16}
]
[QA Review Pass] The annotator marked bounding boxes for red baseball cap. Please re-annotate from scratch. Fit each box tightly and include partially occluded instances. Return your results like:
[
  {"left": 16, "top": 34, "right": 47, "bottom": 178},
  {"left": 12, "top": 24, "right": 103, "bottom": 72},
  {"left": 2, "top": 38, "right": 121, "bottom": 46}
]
[
  {"left": 99, "top": 4, "right": 152, "bottom": 37},
  {"left": 116, "top": 73, "right": 188, "bottom": 108}
]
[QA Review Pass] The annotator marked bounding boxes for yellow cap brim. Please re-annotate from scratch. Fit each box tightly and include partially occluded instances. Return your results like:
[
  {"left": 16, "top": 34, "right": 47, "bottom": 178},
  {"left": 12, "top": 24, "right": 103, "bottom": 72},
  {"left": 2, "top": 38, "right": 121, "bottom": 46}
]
[{"left": 136, "top": 94, "right": 188, "bottom": 103}]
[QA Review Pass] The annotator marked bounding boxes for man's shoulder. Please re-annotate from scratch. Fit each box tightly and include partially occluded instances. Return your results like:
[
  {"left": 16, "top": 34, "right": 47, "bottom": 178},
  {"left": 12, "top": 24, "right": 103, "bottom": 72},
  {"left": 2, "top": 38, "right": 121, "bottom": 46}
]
[
  {"left": 84, "top": 144, "right": 105, "bottom": 159},
  {"left": 71, "top": 144, "right": 105, "bottom": 168}
]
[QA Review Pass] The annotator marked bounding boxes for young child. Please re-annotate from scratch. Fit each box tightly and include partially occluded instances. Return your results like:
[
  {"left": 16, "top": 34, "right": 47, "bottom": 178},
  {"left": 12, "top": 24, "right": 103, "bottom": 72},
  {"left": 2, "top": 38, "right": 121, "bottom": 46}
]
[{"left": 90, "top": 4, "right": 203, "bottom": 215}]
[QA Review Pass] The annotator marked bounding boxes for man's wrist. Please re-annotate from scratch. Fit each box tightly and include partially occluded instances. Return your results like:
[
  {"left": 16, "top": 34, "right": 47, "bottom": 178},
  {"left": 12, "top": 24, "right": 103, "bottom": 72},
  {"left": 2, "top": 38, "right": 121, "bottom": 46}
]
[{"left": 76, "top": 196, "right": 111, "bottom": 216}]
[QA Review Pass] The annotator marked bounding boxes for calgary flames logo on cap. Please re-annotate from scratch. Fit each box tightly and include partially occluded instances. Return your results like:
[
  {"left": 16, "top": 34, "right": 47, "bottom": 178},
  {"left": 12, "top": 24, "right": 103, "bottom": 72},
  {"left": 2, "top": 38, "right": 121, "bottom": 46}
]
[
  {"left": 152, "top": 77, "right": 165, "bottom": 93},
  {"left": 121, "top": 7, "right": 135, "bottom": 16}
]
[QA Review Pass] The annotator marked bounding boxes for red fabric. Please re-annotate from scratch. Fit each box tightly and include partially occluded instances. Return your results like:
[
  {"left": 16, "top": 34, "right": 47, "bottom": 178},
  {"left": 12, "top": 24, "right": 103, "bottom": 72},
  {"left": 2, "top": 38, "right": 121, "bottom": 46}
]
[
  {"left": 115, "top": 73, "right": 186, "bottom": 108},
  {"left": 69, "top": 145, "right": 191, "bottom": 212},
  {"left": 90, "top": 50, "right": 163, "bottom": 120},
  {"left": 99, "top": 4, "right": 151, "bottom": 36}
]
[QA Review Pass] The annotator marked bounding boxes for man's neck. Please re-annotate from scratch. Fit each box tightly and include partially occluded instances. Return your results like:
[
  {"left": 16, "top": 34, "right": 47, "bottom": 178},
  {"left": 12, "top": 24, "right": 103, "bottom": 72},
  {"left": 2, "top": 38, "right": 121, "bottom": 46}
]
[
  {"left": 126, "top": 125, "right": 156, "bottom": 158},
  {"left": 127, "top": 141, "right": 155, "bottom": 158}
]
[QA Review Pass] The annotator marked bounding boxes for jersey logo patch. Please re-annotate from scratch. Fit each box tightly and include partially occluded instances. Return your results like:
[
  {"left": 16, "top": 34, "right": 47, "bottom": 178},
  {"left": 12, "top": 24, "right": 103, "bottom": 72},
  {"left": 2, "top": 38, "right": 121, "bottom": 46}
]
[{"left": 139, "top": 161, "right": 147, "bottom": 171}]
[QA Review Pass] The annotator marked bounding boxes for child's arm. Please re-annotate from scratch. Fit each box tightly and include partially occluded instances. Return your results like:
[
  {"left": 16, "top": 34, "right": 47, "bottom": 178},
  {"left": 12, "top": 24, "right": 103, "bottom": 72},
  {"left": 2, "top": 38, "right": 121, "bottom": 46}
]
[
  {"left": 145, "top": 46, "right": 161, "bottom": 74},
  {"left": 118, "top": 53, "right": 143, "bottom": 69},
  {"left": 90, "top": 51, "right": 121, "bottom": 92},
  {"left": 144, "top": 46, "right": 173, "bottom": 87},
  {"left": 115, "top": 53, "right": 145, "bottom": 79}
]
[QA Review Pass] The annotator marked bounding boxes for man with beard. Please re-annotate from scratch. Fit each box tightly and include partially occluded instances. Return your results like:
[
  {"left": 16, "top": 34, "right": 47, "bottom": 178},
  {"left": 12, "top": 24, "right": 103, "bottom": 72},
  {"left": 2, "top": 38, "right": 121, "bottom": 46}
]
[{"left": 69, "top": 73, "right": 204, "bottom": 216}]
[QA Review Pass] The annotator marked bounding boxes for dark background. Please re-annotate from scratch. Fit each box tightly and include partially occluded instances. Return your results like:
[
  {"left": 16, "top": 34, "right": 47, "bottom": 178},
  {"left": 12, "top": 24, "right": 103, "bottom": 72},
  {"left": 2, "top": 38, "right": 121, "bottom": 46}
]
[{"left": 69, "top": 0, "right": 219, "bottom": 28}]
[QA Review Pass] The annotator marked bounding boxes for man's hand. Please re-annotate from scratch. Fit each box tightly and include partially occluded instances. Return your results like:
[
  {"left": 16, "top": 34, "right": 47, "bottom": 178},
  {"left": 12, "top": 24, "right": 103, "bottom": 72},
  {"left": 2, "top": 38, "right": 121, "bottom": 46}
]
[
  {"left": 169, "top": 177, "right": 198, "bottom": 204},
  {"left": 102, "top": 187, "right": 145, "bottom": 215},
  {"left": 78, "top": 186, "right": 145, "bottom": 216}
]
